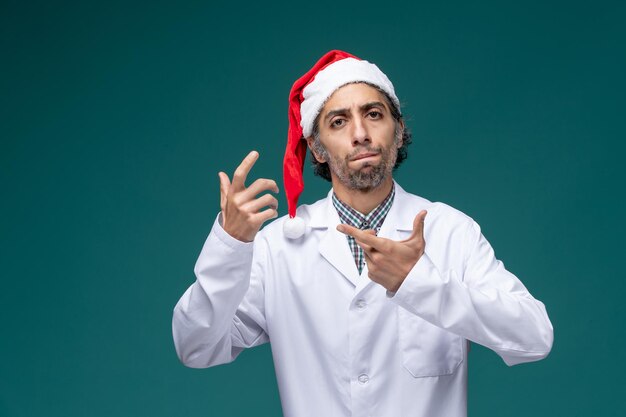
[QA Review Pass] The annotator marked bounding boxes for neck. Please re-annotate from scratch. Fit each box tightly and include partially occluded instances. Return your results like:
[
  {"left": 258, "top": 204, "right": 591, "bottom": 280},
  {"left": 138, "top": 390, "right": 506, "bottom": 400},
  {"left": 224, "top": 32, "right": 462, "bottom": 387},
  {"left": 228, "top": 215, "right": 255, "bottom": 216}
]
[{"left": 331, "top": 176, "right": 394, "bottom": 215}]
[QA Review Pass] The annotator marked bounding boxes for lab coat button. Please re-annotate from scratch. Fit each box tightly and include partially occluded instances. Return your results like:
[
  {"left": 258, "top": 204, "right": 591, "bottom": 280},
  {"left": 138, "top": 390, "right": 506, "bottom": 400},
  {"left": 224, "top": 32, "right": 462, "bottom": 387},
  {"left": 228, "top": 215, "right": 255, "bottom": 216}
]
[
  {"left": 355, "top": 299, "right": 367, "bottom": 309},
  {"left": 358, "top": 374, "right": 369, "bottom": 384}
]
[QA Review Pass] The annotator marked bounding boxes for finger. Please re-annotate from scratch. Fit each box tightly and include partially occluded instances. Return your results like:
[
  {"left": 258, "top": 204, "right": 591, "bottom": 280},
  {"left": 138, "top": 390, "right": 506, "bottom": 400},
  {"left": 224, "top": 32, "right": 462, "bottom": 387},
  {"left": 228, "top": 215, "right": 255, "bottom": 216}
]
[
  {"left": 252, "top": 207, "right": 279, "bottom": 225},
  {"left": 243, "top": 178, "right": 279, "bottom": 199},
  {"left": 337, "top": 224, "right": 384, "bottom": 249},
  {"left": 406, "top": 210, "right": 427, "bottom": 242},
  {"left": 354, "top": 238, "right": 374, "bottom": 254},
  {"left": 231, "top": 150, "right": 259, "bottom": 191},
  {"left": 336, "top": 223, "right": 362, "bottom": 240},
  {"left": 243, "top": 193, "right": 278, "bottom": 213},
  {"left": 356, "top": 230, "right": 377, "bottom": 252},
  {"left": 361, "top": 246, "right": 377, "bottom": 263},
  {"left": 218, "top": 172, "right": 231, "bottom": 210}
]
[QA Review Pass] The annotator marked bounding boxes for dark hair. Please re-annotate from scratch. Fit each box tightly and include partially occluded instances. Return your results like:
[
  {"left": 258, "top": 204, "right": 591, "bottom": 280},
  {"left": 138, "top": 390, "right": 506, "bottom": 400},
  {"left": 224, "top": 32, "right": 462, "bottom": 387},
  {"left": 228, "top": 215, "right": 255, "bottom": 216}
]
[{"left": 307, "top": 83, "right": 412, "bottom": 182}]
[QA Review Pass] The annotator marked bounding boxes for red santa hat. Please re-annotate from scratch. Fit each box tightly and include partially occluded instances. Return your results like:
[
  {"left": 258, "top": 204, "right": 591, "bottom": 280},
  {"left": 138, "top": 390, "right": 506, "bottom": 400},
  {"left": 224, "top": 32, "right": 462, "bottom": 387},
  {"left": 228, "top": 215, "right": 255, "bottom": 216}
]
[{"left": 282, "top": 50, "right": 400, "bottom": 239}]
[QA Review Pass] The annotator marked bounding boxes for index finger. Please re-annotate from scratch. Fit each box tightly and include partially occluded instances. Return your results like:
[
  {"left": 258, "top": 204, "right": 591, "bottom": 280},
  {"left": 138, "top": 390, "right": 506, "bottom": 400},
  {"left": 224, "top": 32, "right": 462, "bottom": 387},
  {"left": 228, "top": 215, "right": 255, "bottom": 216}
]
[
  {"left": 336, "top": 224, "right": 385, "bottom": 249},
  {"left": 231, "top": 150, "right": 259, "bottom": 190}
]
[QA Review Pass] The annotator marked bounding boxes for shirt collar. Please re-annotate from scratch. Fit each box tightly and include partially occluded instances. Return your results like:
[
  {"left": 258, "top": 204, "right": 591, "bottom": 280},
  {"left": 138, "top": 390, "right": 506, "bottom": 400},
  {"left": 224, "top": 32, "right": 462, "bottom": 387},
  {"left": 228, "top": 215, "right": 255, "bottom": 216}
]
[{"left": 332, "top": 183, "right": 395, "bottom": 231}]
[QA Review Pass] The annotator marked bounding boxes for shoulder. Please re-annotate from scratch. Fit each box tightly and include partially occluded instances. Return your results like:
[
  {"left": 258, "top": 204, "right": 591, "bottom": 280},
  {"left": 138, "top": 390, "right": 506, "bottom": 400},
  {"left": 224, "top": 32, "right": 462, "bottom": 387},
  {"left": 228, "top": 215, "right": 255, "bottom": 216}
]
[
  {"left": 394, "top": 183, "right": 475, "bottom": 231},
  {"left": 395, "top": 185, "right": 483, "bottom": 262}
]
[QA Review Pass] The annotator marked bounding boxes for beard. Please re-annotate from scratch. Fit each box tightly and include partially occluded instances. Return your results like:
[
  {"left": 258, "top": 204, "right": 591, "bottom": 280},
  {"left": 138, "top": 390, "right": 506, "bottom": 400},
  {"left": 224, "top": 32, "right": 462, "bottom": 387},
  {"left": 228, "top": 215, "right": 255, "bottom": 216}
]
[{"left": 316, "top": 138, "right": 399, "bottom": 192}]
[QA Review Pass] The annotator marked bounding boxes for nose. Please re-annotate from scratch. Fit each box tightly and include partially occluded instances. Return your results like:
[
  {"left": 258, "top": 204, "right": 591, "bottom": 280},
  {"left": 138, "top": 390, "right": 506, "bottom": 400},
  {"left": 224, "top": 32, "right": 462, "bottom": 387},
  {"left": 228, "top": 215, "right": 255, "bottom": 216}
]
[{"left": 352, "top": 118, "right": 370, "bottom": 146}]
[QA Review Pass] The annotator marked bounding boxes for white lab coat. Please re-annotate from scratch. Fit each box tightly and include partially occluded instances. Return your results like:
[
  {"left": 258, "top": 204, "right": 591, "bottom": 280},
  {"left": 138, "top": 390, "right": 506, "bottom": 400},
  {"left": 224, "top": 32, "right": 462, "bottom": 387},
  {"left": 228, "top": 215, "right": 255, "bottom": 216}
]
[{"left": 172, "top": 182, "right": 553, "bottom": 417}]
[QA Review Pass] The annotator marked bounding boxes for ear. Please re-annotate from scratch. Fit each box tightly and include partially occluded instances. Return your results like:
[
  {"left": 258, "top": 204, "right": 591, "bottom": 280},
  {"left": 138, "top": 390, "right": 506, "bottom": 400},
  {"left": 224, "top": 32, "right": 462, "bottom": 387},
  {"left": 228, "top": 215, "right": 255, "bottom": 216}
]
[
  {"left": 305, "top": 136, "right": 327, "bottom": 163},
  {"left": 395, "top": 119, "right": 405, "bottom": 148}
]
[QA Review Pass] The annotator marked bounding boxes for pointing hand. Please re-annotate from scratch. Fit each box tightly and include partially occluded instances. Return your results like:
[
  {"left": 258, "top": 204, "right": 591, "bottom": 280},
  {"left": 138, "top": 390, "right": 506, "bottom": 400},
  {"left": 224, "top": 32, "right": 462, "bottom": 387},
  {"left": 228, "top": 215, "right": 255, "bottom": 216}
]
[{"left": 337, "top": 210, "right": 427, "bottom": 292}]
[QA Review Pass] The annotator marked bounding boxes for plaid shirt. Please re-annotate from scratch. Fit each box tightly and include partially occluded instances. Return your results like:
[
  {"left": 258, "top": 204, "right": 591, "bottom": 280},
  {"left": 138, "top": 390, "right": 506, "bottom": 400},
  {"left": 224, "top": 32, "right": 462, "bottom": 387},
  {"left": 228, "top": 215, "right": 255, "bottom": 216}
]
[{"left": 332, "top": 184, "right": 395, "bottom": 275}]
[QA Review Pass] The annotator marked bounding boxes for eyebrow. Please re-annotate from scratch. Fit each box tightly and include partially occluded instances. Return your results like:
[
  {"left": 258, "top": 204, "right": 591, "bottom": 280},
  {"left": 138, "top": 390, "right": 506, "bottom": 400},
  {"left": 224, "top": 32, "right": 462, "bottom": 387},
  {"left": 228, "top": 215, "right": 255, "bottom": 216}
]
[{"left": 323, "top": 101, "right": 388, "bottom": 122}]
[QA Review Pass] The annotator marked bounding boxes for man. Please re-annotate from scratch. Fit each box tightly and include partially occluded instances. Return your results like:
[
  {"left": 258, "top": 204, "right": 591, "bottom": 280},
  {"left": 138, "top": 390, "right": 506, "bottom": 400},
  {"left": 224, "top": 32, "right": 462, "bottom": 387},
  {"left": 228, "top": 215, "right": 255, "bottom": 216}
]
[{"left": 172, "top": 50, "right": 553, "bottom": 417}]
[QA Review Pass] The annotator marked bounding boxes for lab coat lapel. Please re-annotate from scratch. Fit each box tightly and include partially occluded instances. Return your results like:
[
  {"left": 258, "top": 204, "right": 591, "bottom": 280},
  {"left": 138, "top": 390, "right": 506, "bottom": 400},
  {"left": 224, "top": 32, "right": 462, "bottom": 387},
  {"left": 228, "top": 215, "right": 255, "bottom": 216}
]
[
  {"left": 382, "top": 181, "right": 425, "bottom": 236},
  {"left": 310, "top": 191, "right": 360, "bottom": 287}
]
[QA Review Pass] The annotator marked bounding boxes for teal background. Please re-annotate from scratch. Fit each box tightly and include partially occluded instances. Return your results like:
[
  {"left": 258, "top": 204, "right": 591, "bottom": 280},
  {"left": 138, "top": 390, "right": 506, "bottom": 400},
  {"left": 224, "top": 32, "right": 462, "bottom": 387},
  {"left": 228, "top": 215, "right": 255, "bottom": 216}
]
[{"left": 2, "top": 0, "right": 625, "bottom": 416}]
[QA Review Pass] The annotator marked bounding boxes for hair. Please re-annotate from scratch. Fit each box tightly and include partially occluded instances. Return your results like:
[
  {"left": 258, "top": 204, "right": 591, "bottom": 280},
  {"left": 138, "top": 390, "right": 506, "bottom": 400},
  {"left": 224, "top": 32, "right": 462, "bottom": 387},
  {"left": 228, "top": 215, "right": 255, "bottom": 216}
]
[{"left": 306, "top": 83, "right": 412, "bottom": 182}]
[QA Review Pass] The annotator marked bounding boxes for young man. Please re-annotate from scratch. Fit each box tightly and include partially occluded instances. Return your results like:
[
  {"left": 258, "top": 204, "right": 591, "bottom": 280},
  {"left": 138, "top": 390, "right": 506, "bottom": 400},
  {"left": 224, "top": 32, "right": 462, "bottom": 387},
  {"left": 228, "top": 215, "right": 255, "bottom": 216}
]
[{"left": 172, "top": 50, "right": 553, "bottom": 417}]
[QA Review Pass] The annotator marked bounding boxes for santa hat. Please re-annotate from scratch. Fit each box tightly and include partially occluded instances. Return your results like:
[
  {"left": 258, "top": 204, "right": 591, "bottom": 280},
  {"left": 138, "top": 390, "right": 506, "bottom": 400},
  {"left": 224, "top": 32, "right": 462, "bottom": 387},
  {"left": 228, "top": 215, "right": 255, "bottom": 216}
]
[{"left": 282, "top": 50, "right": 400, "bottom": 239}]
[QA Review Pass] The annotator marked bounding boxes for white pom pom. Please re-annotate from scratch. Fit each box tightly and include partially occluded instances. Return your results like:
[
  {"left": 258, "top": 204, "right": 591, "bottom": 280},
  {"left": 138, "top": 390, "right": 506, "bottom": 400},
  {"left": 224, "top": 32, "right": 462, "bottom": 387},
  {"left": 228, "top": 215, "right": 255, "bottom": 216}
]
[{"left": 283, "top": 216, "right": 306, "bottom": 239}]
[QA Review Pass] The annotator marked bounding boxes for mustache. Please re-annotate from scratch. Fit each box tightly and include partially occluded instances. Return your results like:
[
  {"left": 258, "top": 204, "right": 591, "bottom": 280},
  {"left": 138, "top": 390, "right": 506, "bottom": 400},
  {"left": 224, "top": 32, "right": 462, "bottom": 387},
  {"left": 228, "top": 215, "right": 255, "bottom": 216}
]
[{"left": 345, "top": 146, "right": 383, "bottom": 161}]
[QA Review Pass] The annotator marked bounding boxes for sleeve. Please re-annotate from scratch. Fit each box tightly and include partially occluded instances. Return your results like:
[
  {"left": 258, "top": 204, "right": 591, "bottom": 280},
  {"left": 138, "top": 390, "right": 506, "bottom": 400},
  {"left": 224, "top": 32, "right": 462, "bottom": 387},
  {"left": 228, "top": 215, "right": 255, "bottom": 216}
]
[
  {"left": 172, "top": 213, "right": 270, "bottom": 368},
  {"left": 389, "top": 219, "right": 554, "bottom": 366}
]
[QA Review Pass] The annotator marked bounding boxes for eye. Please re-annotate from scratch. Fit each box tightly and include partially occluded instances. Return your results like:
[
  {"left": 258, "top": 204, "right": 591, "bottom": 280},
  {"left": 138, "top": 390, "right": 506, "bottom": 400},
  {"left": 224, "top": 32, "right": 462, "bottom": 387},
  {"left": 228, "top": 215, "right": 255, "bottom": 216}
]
[
  {"left": 367, "top": 111, "right": 382, "bottom": 119},
  {"left": 331, "top": 118, "right": 346, "bottom": 128}
]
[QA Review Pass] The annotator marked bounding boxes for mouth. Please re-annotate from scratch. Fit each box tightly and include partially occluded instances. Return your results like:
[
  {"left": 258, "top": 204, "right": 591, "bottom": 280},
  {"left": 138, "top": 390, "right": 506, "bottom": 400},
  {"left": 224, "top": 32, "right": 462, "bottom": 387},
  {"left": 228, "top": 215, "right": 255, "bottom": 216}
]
[{"left": 350, "top": 152, "right": 380, "bottom": 162}]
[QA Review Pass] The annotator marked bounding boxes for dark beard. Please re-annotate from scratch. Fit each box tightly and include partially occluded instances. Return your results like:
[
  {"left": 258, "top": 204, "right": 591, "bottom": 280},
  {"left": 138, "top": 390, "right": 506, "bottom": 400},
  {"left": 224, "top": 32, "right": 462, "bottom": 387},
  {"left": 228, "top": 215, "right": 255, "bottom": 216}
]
[{"left": 328, "top": 145, "right": 397, "bottom": 191}]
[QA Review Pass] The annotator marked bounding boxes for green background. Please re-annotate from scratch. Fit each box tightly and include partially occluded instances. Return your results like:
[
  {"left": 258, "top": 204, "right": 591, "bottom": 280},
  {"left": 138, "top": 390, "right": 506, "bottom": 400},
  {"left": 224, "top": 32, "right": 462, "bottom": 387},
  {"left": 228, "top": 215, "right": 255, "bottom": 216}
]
[{"left": 2, "top": 0, "right": 625, "bottom": 416}]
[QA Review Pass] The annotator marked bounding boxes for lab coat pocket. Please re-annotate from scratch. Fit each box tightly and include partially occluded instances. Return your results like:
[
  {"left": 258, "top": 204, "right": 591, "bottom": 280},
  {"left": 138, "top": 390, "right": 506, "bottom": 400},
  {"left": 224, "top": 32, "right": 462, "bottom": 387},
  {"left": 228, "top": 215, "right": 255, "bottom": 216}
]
[{"left": 398, "top": 307, "right": 463, "bottom": 377}]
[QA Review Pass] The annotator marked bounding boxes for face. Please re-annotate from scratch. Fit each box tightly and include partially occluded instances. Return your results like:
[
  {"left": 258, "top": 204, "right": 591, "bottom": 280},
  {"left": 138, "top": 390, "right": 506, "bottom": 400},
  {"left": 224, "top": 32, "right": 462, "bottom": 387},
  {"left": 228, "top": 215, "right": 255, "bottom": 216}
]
[{"left": 307, "top": 83, "right": 403, "bottom": 192}]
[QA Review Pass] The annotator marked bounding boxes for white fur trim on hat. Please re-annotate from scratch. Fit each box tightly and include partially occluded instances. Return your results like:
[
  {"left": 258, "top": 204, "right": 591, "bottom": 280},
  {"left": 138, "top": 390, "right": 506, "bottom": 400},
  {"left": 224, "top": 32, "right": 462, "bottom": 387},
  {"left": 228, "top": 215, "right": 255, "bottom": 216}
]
[{"left": 300, "top": 57, "right": 400, "bottom": 138}]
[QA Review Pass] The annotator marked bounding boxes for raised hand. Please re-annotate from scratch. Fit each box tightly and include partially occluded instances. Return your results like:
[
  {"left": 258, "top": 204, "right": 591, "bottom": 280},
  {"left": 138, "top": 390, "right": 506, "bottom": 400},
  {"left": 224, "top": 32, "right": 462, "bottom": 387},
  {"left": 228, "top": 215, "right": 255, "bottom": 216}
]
[
  {"left": 337, "top": 210, "right": 427, "bottom": 292},
  {"left": 218, "top": 151, "right": 279, "bottom": 242}
]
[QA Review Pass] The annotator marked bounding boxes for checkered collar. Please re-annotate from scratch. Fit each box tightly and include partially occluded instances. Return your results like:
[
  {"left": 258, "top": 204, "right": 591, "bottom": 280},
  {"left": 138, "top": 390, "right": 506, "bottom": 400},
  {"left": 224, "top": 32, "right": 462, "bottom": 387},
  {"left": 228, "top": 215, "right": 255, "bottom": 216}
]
[{"left": 332, "top": 183, "right": 395, "bottom": 232}]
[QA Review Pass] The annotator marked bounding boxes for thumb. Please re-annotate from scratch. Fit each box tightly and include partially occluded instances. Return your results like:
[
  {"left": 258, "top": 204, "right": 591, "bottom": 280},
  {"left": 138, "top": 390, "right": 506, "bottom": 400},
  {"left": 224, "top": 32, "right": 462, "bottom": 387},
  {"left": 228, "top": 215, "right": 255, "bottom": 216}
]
[
  {"left": 408, "top": 210, "right": 427, "bottom": 242},
  {"left": 218, "top": 172, "right": 231, "bottom": 210}
]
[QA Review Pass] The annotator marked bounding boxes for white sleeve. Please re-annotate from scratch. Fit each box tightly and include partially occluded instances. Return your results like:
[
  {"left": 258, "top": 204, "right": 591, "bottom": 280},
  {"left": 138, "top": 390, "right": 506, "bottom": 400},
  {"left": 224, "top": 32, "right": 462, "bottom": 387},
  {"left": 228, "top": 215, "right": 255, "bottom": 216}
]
[
  {"left": 389, "top": 219, "right": 554, "bottom": 366},
  {"left": 172, "top": 213, "right": 270, "bottom": 368}
]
